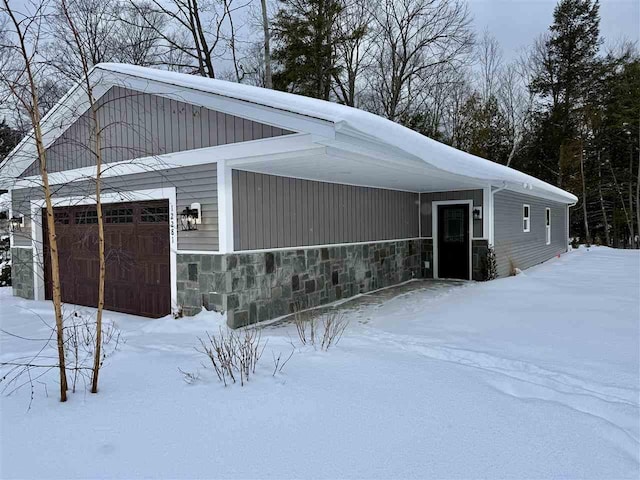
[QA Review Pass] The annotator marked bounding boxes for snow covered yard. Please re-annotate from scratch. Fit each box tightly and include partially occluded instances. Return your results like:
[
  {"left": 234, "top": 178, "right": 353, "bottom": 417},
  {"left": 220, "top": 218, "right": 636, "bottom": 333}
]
[{"left": 0, "top": 247, "right": 638, "bottom": 479}]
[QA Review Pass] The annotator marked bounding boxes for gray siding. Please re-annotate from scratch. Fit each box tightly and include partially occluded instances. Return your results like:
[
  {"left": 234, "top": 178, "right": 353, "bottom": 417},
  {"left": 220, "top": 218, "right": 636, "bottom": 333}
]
[
  {"left": 21, "top": 86, "right": 292, "bottom": 177},
  {"left": 420, "top": 190, "right": 484, "bottom": 238},
  {"left": 233, "top": 170, "right": 420, "bottom": 250},
  {"left": 494, "top": 190, "right": 568, "bottom": 277},
  {"left": 12, "top": 163, "right": 218, "bottom": 251}
]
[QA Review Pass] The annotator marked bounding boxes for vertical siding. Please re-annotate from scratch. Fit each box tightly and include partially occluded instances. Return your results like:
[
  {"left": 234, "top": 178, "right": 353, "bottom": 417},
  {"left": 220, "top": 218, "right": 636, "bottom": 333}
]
[
  {"left": 420, "top": 190, "right": 484, "bottom": 237},
  {"left": 11, "top": 163, "right": 218, "bottom": 251},
  {"left": 494, "top": 190, "right": 568, "bottom": 277},
  {"left": 233, "top": 170, "right": 420, "bottom": 250},
  {"left": 20, "top": 86, "right": 293, "bottom": 177}
]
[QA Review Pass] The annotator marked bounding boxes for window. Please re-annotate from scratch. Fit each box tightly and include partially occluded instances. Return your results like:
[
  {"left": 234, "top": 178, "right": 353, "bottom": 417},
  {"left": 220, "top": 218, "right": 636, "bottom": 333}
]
[
  {"left": 141, "top": 206, "right": 169, "bottom": 223},
  {"left": 545, "top": 208, "right": 551, "bottom": 245},
  {"left": 54, "top": 212, "right": 70, "bottom": 224},
  {"left": 523, "top": 204, "right": 530, "bottom": 232},
  {"left": 75, "top": 209, "right": 98, "bottom": 224},
  {"left": 105, "top": 208, "right": 133, "bottom": 224}
]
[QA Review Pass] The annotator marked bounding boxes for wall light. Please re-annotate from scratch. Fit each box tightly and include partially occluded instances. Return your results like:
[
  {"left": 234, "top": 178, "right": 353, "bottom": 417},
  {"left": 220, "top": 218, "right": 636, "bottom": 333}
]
[
  {"left": 180, "top": 203, "right": 201, "bottom": 231},
  {"left": 10, "top": 215, "right": 24, "bottom": 232}
]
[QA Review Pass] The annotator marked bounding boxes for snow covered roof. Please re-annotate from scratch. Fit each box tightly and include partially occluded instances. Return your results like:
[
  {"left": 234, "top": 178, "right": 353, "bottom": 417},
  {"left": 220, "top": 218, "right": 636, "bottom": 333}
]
[
  {"left": 1, "top": 63, "right": 577, "bottom": 204},
  {"left": 97, "top": 64, "right": 576, "bottom": 204}
]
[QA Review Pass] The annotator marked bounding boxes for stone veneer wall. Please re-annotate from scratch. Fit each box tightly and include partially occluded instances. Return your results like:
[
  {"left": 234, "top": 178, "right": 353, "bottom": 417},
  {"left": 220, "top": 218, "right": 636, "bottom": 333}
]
[
  {"left": 11, "top": 248, "right": 34, "bottom": 299},
  {"left": 177, "top": 239, "right": 423, "bottom": 327}
]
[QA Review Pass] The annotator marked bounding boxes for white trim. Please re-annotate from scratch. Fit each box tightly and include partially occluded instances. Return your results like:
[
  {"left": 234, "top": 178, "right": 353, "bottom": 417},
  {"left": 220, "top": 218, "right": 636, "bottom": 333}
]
[
  {"left": 418, "top": 194, "right": 422, "bottom": 238},
  {"left": 432, "top": 200, "right": 473, "bottom": 281},
  {"left": 523, "top": 204, "right": 531, "bottom": 233},
  {"left": 29, "top": 188, "right": 179, "bottom": 313},
  {"left": 176, "top": 250, "right": 220, "bottom": 255},
  {"left": 482, "top": 186, "right": 491, "bottom": 244},
  {"left": 8, "top": 189, "right": 14, "bottom": 249},
  {"left": 232, "top": 237, "right": 422, "bottom": 255},
  {"left": 10, "top": 245, "right": 33, "bottom": 249},
  {"left": 545, "top": 207, "right": 551, "bottom": 245},
  {"left": 13, "top": 134, "right": 318, "bottom": 188},
  {"left": 216, "top": 160, "right": 234, "bottom": 254}
]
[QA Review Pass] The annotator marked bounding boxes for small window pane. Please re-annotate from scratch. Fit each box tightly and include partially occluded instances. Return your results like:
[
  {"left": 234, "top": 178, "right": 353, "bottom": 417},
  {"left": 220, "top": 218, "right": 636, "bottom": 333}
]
[
  {"left": 54, "top": 212, "right": 70, "bottom": 224},
  {"left": 105, "top": 208, "right": 133, "bottom": 224},
  {"left": 75, "top": 209, "right": 98, "bottom": 224},
  {"left": 141, "top": 206, "right": 169, "bottom": 223}
]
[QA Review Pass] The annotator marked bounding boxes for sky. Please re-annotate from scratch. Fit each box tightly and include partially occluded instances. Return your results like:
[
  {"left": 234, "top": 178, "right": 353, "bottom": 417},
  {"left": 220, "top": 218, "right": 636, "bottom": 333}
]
[{"left": 469, "top": 0, "right": 640, "bottom": 60}]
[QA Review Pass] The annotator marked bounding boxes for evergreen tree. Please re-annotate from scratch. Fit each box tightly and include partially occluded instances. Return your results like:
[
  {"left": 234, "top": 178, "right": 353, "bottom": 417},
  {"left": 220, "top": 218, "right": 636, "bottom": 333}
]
[
  {"left": 271, "top": 0, "right": 343, "bottom": 100},
  {"left": 530, "top": 0, "right": 601, "bottom": 188},
  {"left": 0, "top": 119, "right": 21, "bottom": 163}
]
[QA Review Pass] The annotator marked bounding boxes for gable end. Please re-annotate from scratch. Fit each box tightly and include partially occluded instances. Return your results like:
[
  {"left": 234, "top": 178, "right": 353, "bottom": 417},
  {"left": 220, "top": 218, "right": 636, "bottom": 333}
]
[{"left": 20, "top": 86, "right": 294, "bottom": 177}]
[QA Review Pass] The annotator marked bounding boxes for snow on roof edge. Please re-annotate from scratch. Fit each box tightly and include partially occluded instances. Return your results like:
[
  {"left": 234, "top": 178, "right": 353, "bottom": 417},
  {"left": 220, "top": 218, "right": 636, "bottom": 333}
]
[{"left": 98, "top": 64, "right": 577, "bottom": 204}]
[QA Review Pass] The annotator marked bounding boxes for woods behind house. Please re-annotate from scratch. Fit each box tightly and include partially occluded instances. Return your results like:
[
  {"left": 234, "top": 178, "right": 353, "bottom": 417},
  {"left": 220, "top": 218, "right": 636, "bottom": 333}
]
[{"left": 1, "top": 0, "right": 638, "bottom": 247}]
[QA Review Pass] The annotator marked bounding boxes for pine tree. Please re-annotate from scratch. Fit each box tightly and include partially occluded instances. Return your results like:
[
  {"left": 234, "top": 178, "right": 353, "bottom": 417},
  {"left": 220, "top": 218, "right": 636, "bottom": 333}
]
[
  {"left": 271, "top": 0, "right": 343, "bottom": 100},
  {"left": 0, "top": 119, "right": 21, "bottom": 163},
  {"left": 530, "top": 0, "right": 601, "bottom": 189}
]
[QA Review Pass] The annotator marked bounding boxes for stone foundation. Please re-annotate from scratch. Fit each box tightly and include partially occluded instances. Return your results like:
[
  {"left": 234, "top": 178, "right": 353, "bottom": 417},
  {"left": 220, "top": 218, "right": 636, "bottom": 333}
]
[
  {"left": 177, "top": 239, "right": 423, "bottom": 327},
  {"left": 11, "top": 248, "right": 34, "bottom": 300}
]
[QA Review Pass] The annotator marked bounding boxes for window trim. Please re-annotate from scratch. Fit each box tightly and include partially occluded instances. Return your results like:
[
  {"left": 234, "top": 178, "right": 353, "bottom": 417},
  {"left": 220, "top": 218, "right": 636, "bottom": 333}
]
[
  {"left": 545, "top": 207, "right": 551, "bottom": 245},
  {"left": 523, "top": 204, "right": 530, "bottom": 233}
]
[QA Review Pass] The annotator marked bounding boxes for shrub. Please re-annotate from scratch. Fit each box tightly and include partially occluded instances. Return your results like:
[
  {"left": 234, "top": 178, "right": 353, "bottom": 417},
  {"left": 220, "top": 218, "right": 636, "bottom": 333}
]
[
  {"left": 481, "top": 246, "right": 498, "bottom": 281},
  {"left": 293, "top": 310, "right": 349, "bottom": 351},
  {"left": 0, "top": 261, "right": 10, "bottom": 287},
  {"left": 197, "top": 327, "right": 266, "bottom": 386}
]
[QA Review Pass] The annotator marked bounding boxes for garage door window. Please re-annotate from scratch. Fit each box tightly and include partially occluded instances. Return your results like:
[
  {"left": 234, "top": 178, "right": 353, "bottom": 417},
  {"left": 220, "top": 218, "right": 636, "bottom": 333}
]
[
  {"left": 105, "top": 208, "right": 133, "bottom": 224},
  {"left": 75, "top": 209, "right": 98, "bottom": 224},
  {"left": 141, "top": 206, "right": 169, "bottom": 223}
]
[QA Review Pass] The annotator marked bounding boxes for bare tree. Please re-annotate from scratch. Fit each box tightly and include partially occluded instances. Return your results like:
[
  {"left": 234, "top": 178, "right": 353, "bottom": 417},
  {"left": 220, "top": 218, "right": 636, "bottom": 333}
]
[
  {"left": 497, "top": 52, "right": 536, "bottom": 166},
  {"left": 477, "top": 29, "right": 502, "bottom": 103},
  {"left": 368, "top": 0, "right": 473, "bottom": 121},
  {"left": 260, "top": 0, "right": 272, "bottom": 88},
  {"left": 58, "top": 0, "right": 107, "bottom": 394},
  {"left": 130, "top": 0, "right": 230, "bottom": 77},
  {"left": 331, "top": 0, "right": 377, "bottom": 107},
  {"left": 114, "top": 1, "right": 169, "bottom": 66},
  {"left": 0, "top": 0, "right": 69, "bottom": 401}
]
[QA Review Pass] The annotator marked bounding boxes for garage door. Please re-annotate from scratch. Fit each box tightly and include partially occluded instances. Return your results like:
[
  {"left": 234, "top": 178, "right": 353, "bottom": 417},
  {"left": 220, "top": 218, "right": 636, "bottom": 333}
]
[{"left": 43, "top": 200, "right": 171, "bottom": 318}]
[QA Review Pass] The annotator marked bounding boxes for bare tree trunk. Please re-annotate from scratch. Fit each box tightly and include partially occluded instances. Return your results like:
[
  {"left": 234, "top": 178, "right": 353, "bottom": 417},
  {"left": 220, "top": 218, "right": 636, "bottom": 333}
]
[
  {"left": 579, "top": 142, "right": 591, "bottom": 245},
  {"left": 261, "top": 0, "right": 272, "bottom": 88},
  {"left": 629, "top": 146, "right": 636, "bottom": 248},
  {"left": 2, "top": 0, "right": 68, "bottom": 401},
  {"left": 608, "top": 159, "right": 633, "bottom": 248},
  {"left": 636, "top": 143, "right": 640, "bottom": 249},
  {"left": 60, "top": 0, "right": 105, "bottom": 393},
  {"left": 223, "top": 0, "right": 242, "bottom": 82},
  {"left": 597, "top": 152, "right": 610, "bottom": 246}
]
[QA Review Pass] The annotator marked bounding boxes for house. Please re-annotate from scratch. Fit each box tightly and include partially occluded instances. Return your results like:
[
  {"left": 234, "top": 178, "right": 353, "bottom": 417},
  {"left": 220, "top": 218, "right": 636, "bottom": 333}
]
[{"left": 0, "top": 64, "right": 577, "bottom": 327}]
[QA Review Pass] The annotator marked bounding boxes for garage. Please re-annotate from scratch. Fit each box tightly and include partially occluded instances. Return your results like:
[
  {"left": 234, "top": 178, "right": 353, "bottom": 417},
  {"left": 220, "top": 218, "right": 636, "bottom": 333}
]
[{"left": 43, "top": 200, "right": 171, "bottom": 318}]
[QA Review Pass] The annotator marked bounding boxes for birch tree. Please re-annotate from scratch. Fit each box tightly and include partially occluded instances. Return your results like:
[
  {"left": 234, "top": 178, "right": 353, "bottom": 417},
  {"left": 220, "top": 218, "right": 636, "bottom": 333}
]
[{"left": 0, "top": 0, "right": 69, "bottom": 402}]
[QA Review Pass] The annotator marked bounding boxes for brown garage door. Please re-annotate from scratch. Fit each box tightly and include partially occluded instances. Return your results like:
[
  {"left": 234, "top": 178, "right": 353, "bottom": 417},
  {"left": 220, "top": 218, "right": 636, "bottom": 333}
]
[{"left": 43, "top": 200, "right": 171, "bottom": 318}]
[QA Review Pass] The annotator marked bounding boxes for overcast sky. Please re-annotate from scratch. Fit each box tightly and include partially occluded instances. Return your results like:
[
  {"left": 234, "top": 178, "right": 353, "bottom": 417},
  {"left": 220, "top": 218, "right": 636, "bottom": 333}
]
[{"left": 469, "top": 0, "right": 640, "bottom": 60}]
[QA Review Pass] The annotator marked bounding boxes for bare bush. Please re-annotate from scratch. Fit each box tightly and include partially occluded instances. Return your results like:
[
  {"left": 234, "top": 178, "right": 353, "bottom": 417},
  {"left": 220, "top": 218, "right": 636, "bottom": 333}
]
[
  {"left": 0, "top": 308, "right": 122, "bottom": 407},
  {"left": 63, "top": 310, "right": 122, "bottom": 393},
  {"left": 293, "top": 310, "right": 349, "bottom": 351},
  {"left": 272, "top": 348, "right": 294, "bottom": 376},
  {"left": 320, "top": 312, "right": 349, "bottom": 350},
  {"left": 196, "top": 327, "right": 266, "bottom": 387}
]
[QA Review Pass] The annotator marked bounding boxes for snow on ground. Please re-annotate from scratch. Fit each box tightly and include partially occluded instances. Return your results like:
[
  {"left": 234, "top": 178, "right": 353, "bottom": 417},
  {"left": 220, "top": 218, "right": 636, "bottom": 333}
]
[{"left": 0, "top": 247, "right": 638, "bottom": 479}]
